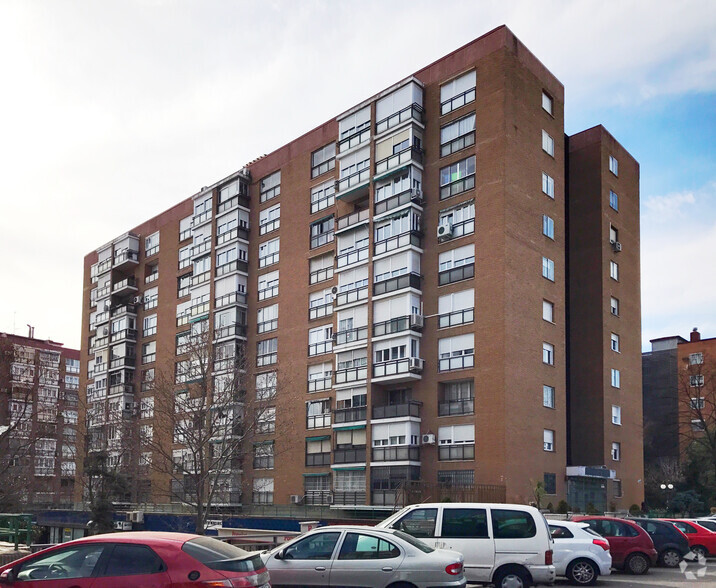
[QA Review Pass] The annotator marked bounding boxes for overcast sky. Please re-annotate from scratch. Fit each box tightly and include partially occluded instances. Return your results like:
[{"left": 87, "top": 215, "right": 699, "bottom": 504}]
[{"left": 0, "top": 0, "right": 714, "bottom": 351}]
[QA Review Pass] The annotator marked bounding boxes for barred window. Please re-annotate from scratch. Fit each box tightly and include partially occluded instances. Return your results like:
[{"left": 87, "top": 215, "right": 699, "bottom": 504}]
[{"left": 438, "top": 470, "right": 474, "bottom": 486}]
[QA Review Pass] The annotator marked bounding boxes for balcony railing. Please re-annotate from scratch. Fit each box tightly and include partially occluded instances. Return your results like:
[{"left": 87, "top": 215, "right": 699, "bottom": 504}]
[
  {"left": 257, "top": 285, "right": 278, "bottom": 301},
  {"left": 110, "top": 328, "right": 137, "bottom": 343},
  {"left": 441, "top": 87, "right": 476, "bottom": 116},
  {"left": 373, "top": 272, "right": 421, "bottom": 296},
  {"left": 440, "top": 173, "right": 475, "bottom": 200},
  {"left": 311, "top": 157, "right": 335, "bottom": 179},
  {"left": 217, "top": 226, "right": 250, "bottom": 246},
  {"left": 307, "top": 414, "right": 331, "bottom": 429},
  {"left": 193, "top": 209, "right": 212, "bottom": 226},
  {"left": 371, "top": 490, "right": 402, "bottom": 507},
  {"left": 334, "top": 406, "right": 367, "bottom": 424},
  {"left": 309, "top": 266, "right": 333, "bottom": 285},
  {"left": 375, "top": 146, "right": 424, "bottom": 177},
  {"left": 372, "top": 357, "right": 424, "bottom": 378},
  {"left": 438, "top": 354, "right": 475, "bottom": 372},
  {"left": 190, "top": 299, "right": 210, "bottom": 317},
  {"left": 97, "top": 258, "right": 112, "bottom": 274},
  {"left": 333, "top": 326, "right": 367, "bottom": 346},
  {"left": 372, "top": 445, "right": 420, "bottom": 462},
  {"left": 336, "top": 209, "right": 369, "bottom": 233},
  {"left": 372, "top": 315, "right": 422, "bottom": 337},
  {"left": 108, "top": 383, "right": 134, "bottom": 396},
  {"left": 372, "top": 400, "right": 422, "bottom": 420},
  {"left": 145, "top": 272, "right": 158, "bottom": 284},
  {"left": 309, "top": 302, "right": 333, "bottom": 321},
  {"left": 333, "top": 447, "right": 366, "bottom": 464},
  {"left": 257, "top": 352, "right": 277, "bottom": 367},
  {"left": 216, "top": 259, "right": 248, "bottom": 277},
  {"left": 304, "top": 491, "right": 334, "bottom": 506},
  {"left": 374, "top": 230, "right": 422, "bottom": 256},
  {"left": 113, "top": 250, "right": 139, "bottom": 268},
  {"left": 257, "top": 319, "right": 277, "bottom": 334},
  {"left": 109, "top": 356, "right": 136, "bottom": 370},
  {"left": 217, "top": 194, "right": 250, "bottom": 214},
  {"left": 336, "top": 166, "right": 370, "bottom": 195},
  {"left": 335, "top": 365, "right": 368, "bottom": 385},
  {"left": 305, "top": 452, "right": 331, "bottom": 467},
  {"left": 335, "top": 285, "right": 368, "bottom": 307},
  {"left": 310, "top": 231, "right": 334, "bottom": 250},
  {"left": 179, "top": 228, "right": 192, "bottom": 242},
  {"left": 259, "top": 219, "right": 280, "bottom": 236},
  {"left": 375, "top": 103, "right": 424, "bottom": 135},
  {"left": 441, "top": 131, "right": 475, "bottom": 158},
  {"left": 438, "top": 307, "right": 475, "bottom": 329},
  {"left": 336, "top": 246, "right": 368, "bottom": 269},
  {"left": 216, "top": 291, "right": 248, "bottom": 309},
  {"left": 333, "top": 491, "right": 366, "bottom": 506},
  {"left": 259, "top": 252, "right": 279, "bottom": 268},
  {"left": 375, "top": 188, "right": 423, "bottom": 216},
  {"left": 438, "top": 263, "right": 474, "bottom": 286},
  {"left": 308, "top": 376, "right": 332, "bottom": 393},
  {"left": 215, "top": 324, "right": 248, "bottom": 339},
  {"left": 192, "top": 271, "right": 211, "bottom": 287},
  {"left": 438, "top": 443, "right": 475, "bottom": 461},
  {"left": 308, "top": 341, "right": 333, "bottom": 357},
  {"left": 438, "top": 397, "right": 475, "bottom": 417},
  {"left": 338, "top": 127, "right": 370, "bottom": 153},
  {"left": 112, "top": 277, "right": 138, "bottom": 294}
]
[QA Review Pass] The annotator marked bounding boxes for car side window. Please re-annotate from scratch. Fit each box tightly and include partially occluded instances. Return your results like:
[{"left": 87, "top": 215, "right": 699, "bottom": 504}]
[
  {"left": 619, "top": 522, "right": 639, "bottom": 538},
  {"left": 283, "top": 532, "right": 340, "bottom": 560},
  {"left": 676, "top": 522, "right": 696, "bottom": 534},
  {"left": 600, "top": 520, "right": 620, "bottom": 537},
  {"left": 15, "top": 544, "right": 106, "bottom": 581},
  {"left": 442, "top": 508, "right": 489, "bottom": 538},
  {"left": 393, "top": 508, "right": 437, "bottom": 538},
  {"left": 491, "top": 509, "right": 536, "bottom": 539},
  {"left": 100, "top": 544, "right": 165, "bottom": 576},
  {"left": 549, "top": 525, "right": 573, "bottom": 539},
  {"left": 338, "top": 533, "right": 400, "bottom": 560},
  {"left": 584, "top": 519, "right": 603, "bottom": 535}
]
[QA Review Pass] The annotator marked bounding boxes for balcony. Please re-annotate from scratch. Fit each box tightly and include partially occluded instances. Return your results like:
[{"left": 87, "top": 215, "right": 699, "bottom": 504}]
[
  {"left": 438, "top": 397, "right": 475, "bottom": 417},
  {"left": 257, "top": 285, "right": 278, "bottom": 301},
  {"left": 304, "top": 491, "right": 333, "bottom": 506},
  {"left": 217, "top": 193, "right": 250, "bottom": 214},
  {"left": 372, "top": 357, "right": 424, "bottom": 381},
  {"left": 109, "top": 356, "right": 136, "bottom": 370},
  {"left": 375, "top": 187, "right": 423, "bottom": 217},
  {"left": 308, "top": 376, "right": 332, "bottom": 393},
  {"left": 372, "top": 400, "right": 422, "bottom": 420},
  {"left": 438, "top": 443, "right": 475, "bottom": 461},
  {"left": 335, "top": 168, "right": 370, "bottom": 201},
  {"left": 371, "top": 490, "right": 403, "bottom": 507},
  {"left": 310, "top": 231, "right": 334, "bottom": 250},
  {"left": 96, "top": 285, "right": 111, "bottom": 299},
  {"left": 336, "top": 209, "right": 369, "bottom": 234},
  {"left": 375, "top": 146, "right": 424, "bottom": 179},
  {"left": 112, "top": 277, "right": 138, "bottom": 295},
  {"left": 193, "top": 209, "right": 212, "bottom": 227},
  {"left": 333, "top": 326, "right": 368, "bottom": 347},
  {"left": 93, "top": 335, "right": 109, "bottom": 350},
  {"left": 110, "top": 328, "right": 137, "bottom": 344},
  {"left": 373, "top": 272, "right": 421, "bottom": 296},
  {"left": 374, "top": 230, "right": 422, "bottom": 257},
  {"left": 373, "top": 315, "right": 423, "bottom": 338},
  {"left": 438, "top": 263, "right": 474, "bottom": 286},
  {"left": 438, "top": 307, "right": 475, "bottom": 329},
  {"left": 335, "top": 285, "right": 368, "bottom": 308},
  {"left": 306, "top": 452, "right": 331, "bottom": 467},
  {"left": 336, "top": 246, "right": 369, "bottom": 269},
  {"left": 145, "top": 272, "right": 158, "bottom": 285},
  {"left": 308, "top": 341, "right": 333, "bottom": 357},
  {"left": 113, "top": 250, "right": 139, "bottom": 270},
  {"left": 258, "top": 252, "right": 279, "bottom": 268},
  {"left": 179, "top": 228, "right": 192, "bottom": 242},
  {"left": 338, "top": 127, "right": 370, "bottom": 153},
  {"left": 375, "top": 103, "right": 424, "bottom": 135},
  {"left": 108, "top": 383, "right": 134, "bottom": 397},
  {"left": 372, "top": 445, "right": 420, "bottom": 462},
  {"left": 95, "top": 310, "right": 110, "bottom": 326},
  {"left": 333, "top": 447, "right": 366, "bottom": 464},
  {"left": 334, "top": 406, "right": 367, "bottom": 424},
  {"left": 216, "top": 259, "right": 248, "bottom": 278},
  {"left": 309, "top": 302, "right": 333, "bottom": 321},
  {"left": 192, "top": 240, "right": 211, "bottom": 258},
  {"left": 191, "top": 271, "right": 211, "bottom": 287},
  {"left": 335, "top": 365, "right": 368, "bottom": 385},
  {"left": 332, "top": 491, "right": 366, "bottom": 506},
  {"left": 97, "top": 258, "right": 112, "bottom": 275},
  {"left": 217, "top": 226, "right": 250, "bottom": 246},
  {"left": 258, "top": 219, "right": 279, "bottom": 236},
  {"left": 215, "top": 291, "right": 248, "bottom": 309},
  {"left": 307, "top": 413, "right": 331, "bottom": 429},
  {"left": 189, "top": 299, "right": 210, "bottom": 317},
  {"left": 438, "top": 354, "right": 475, "bottom": 372},
  {"left": 214, "top": 324, "right": 248, "bottom": 340}
]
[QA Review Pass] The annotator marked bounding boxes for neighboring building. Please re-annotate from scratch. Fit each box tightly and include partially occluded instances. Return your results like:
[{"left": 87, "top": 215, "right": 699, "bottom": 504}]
[
  {"left": 78, "top": 25, "right": 643, "bottom": 512},
  {"left": 0, "top": 331, "right": 80, "bottom": 507}
]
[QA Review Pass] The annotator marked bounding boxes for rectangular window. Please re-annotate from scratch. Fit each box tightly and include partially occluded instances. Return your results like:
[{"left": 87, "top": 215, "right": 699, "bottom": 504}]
[
  {"left": 438, "top": 289, "right": 475, "bottom": 329},
  {"left": 143, "top": 314, "right": 157, "bottom": 337},
  {"left": 542, "top": 342, "right": 554, "bottom": 366},
  {"left": 253, "top": 442, "right": 275, "bottom": 469},
  {"left": 257, "top": 338, "right": 278, "bottom": 366},
  {"left": 440, "top": 70, "right": 476, "bottom": 115},
  {"left": 259, "top": 204, "right": 280, "bottom": 235},
  {"left": 609, "top": 155, "right": 619, "bottom": 176},
  {"left": 609, "top": 190, "right": 619, "bottom": 211},
  {"left": 311, "top": 143, "right": 336, "bottom": 178},
  {"left": 611, "top": 442, "right": 620, "bottom": 461},
  {"left": 610, "top": 297, "right": 620, "bottom": 316},
  {"left": 438, "top": 469, "right": 474, "bottom": 487},
  {"left": 438, "top": 424, "right": 475, "bottom": 445},
  {"left": 179, "top": 216, "right": 192, "bottom": 242},
  {"left": 310, "top": 180, "right": 335, "bottom": 214},
  {"left": 544, "top": 472, "right": 556, "bottom": 494},
  {"left": 542, "top": 215, "right": 554, "bottom": 239},
  {"left": 543, "top": 429, "right": 555, "bottom": 452},
  {"left": 438, "top": 199, "right": 475, "bottom": 239},
  {"left": 542, "top": 91, "right": 553, "bottom": 115},
  {"left": 257, "top": 406, "right": 276, "bottom": 434},
  {"left": 252, "top": 478, "right": 274, "bottom": 504},
  {"left": 543, "top": 300, "right": 554, "bottom": 323},
  {"left": 690, "top": 353, "right": 704, "bottom": 365},
  {"left": 309, "top": 325, "right": 333, "bottom": 356},
  {"left": 610, "top": 261, "right": 619, "bottom": 281},
  {"left": 611, "top": 333, "right": 620, "bottom": 352},
  {"left": 542, "top": 257, "right": 555, "bottom": 281},
  {"left": 542, "top": 172, "right": 555, "bottom": 198},
  {"left": 438, "top": 244, "right": 475, "bottom": 285},
  {"left": 439, "top": 155, "right": 476, "bottom": 200},
  {"left": 438, "top": 333, "right": 475, "bottom": 372},
  {"left": 307, "top": 399, "right": 331, "bottom": 429},
  {"left": 257, "top": 303, "right": 279, "bottom": 334},
  {"left": 612, "top": 405, "right": 622, "bottom": 425},
  {"left": 258, "top": 270, "right": 279, "bottom": 300},
  {"left": 691, "top": 397, "right": 705, "bottom": 410},
  {"left": 543, "top": 385, "right": 555, "bottom": 408},
  {"left": 309, "top": 252, "right": 334, "bottom": 285},
  {"left": 438, "top": 380, "right": 474, "bottom": 416},
  {"left": 145, "top": 231, "right": 160, "bottom": 257},
  {"left": 256, "top": 371, "right": 277, "bottom": 400},
  {"left": 690, "top": 375, "right": 705, "bottom": 387},
  {"left": 440, "top": 113, "right": 476, "bottom": 157},
  {"left": 260, "top": 171, "right": 281, "bottom": 203},
  {"left": 611, "top": 368, "right": 621, "bottom": 388},
  {"left": 542, "top": 130, "right": 554, "bottom": 156},
  {"left": 259, "top": 238, "right": 280, "bottom": 268},
  {"left": 310, "top": 215, "right": 335, "bottom": 249}
]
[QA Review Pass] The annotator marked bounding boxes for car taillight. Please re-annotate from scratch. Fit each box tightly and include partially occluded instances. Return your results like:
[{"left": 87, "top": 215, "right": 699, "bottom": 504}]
[
  {"left": 545, "top": 549, "right": 553, "bottom": 565},
  {"left": 445, "top": 562, "right": 463, "bottom": 575},
  {"left": 593, "top": 538, "right": 610, "bottom": 551},
  {"left": 202, "top": 573, "right": 270, "bottom": 588}
]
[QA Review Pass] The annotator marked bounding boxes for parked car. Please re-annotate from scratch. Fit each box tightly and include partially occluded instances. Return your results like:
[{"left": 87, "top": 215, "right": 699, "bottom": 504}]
[
  {"left": 0, "top": 531, "right": 271, "bottom": 587},
  {"left": 549, "top": 520, "right": 611, "bottom": 585},
  {"left": 572, "top": 516, "right": 657, "bottom": 574},
  {"left": 629, "top": 517, "right": 690, "bottom": 567},
  {"left": 692, "top": 519, "right": 716, "bottom": 533},
  {"left": 376, "top": 502, "right": 555, "bottom": 587},
  {"left": 661, "top": 519, "right": 716, "bottom": 558},
  {"left": 262, "top": 525, "right": 465, "bottom": 588}
]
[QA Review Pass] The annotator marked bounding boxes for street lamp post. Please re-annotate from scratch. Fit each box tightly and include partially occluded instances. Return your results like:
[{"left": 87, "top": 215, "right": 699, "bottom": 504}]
[{"left": 660, "top": 483, "right": 674, "bottom": 512}]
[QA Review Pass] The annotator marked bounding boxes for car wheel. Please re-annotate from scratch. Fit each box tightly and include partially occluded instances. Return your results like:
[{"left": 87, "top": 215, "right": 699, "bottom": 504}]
[
  {"left": 692, "top": 545, "right": 708, "bottom": 558},
  {"left": 567, "top": 558, "right": 598, "bottom": 585},
  {"left": 660, "top": 548, "right": 682, "bottom": 568},
  {"left": 387, "top": 583, "right": 417, "bottom": 588},
  {"left": 625, "top": 552, "right": 650, "bottom": 575},
  {"left": 493, "top": 566, "right": 532, "bottom": 588}
]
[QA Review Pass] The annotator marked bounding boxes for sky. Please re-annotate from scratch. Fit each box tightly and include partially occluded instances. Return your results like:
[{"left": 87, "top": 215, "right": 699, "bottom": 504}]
[{"left": 0, "top": 0, "right": 714, "bottom": 351}]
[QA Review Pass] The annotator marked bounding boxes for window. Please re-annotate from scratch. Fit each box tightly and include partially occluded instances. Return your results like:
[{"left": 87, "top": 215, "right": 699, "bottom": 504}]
[
  {"left": 439, "top": 155, "right": 475, "bottom": 200},
  {"left": 312, "top": 143, "right": 336, "bottom": 178},
  {"left": 307, "top": 399, "right": 331, "bottom": 429},
  {"left": 691, "top": 397, "right": 705, "bottom": 410},
  {"left": 544, "top": 472, "right": 556, "bottom": 494},
  {"left": 311, "top": 180, "right": 335, "bottom": 214},
  {"left": 542, "top": 215, "right": 554, "bottom": 239},
  {"left": 543, "top": 429, "right": 555, "bottom": 452},
  {"left": 542, "top": 300, "right": 554, "bottom": 323},
  {"left": 339, "top": 105, "right": 371, "bottom": 141},
  {"left": 258, "top": 238, "right": 280, "bottom": 268},
  {"left": 283, "top": 532, "right": 340, "bottom": 560},
  {"left": 309, "top": 252, "right": 334, "bottom": 284},
  {"left": 439, "top": 199, "right": 475, "bottom": 240},
  {"left": 16, "top": 544, "right": 106, "bottom": 580},
  {"left": 542, "top": 342, "right": 554, "bottom": 365},
  {"left": 610, "top": 260, "right": 619, "bottom": 281},
  {"left": 440, "top": 113, "right": 476, "bottom": 157},
  {"left": 542, "top": 91, "right": 553, "bottom": 115},
  {"left": 306, "top": 437, "right": 331, "bottom": 466},
  {"left": 258, "top": 270, "right": 279, "bottom": 300},
  {"left": 140, "top": 397, "right": 154, "bottom": 419},
  {"left": 441, "top": 508, "right": 489, "bottom": 538},
  {"left": 611, "top": 442, "right": 621, "bottom": 461},
  {"left": 542, "top": 172, "right": 555, "bottom": 198},
  {"left": 492, "top": 509, "right": 537, "bottom": 539},
  {"left": 438, "top": 470, "right": 474, "bottom": 487},
  {"left": 257, "top": 406, "right": 276, "bottom": 434},
  {"left": 144, "top": 286, "right": 158, "bottom": 310},
  {"left": 611, "top": 333, "right": 620, "bottom": 352},
  {"left": 253, "top": 442, "right": 274, "bottom": 469},
  {"left": 612, "top": 405, "right": 622, "bottom": 425},
  {"left": 609, "top": 190, "right": 619, "bottom": 211},
  {"left": 440, "top": 70, "right": 476, "bottom": 115},
  {"left": 257, "top": 304, "right": 278, "bottom": 334},
  {"left": 101, "top": 543, "right": 165, "bottom": 577},
  {"left": 611, "top": 368, "right": 621, "bottom": 388},
  {"left": 179, "top": 216, "right": 192, "bottom": 241},
  {"left": 689, "top": 353, "right": 704, "bottom": 365},
  {"left": 141, "top": 341, "right": 156, "bottom": 364},
  {"left": 543, "top": 385, "right": 555, "bottom": 408},
  {"left": 177, "top": 273, "right": 191, "bottom": 298},
  {"left": 178, "top": 245, "right": 192, "bottom": 269},
  {"left": 309, "top": 324, "right": 333, "bottom": 356},
  {"left": 260, "top": 170, "right": 281, "bottom": 203},
  {"left": 259, "top": 204, "right": 280, "bottom": 235},
  {"left": 438, "top": 244, "right": 475, "bottom": 285},
  {"left": 253, "top": 478, "right": 274, "bottom": 504},
  {"left": 439, "top": 380, "right": 474, "bottom": 416},
  {"left": 438, "top": 288, "right": 474, "bottom": 328},
  {"left": 542, "top": 257, "right": 555, "bottom": 281},
  {"left": 610, "top": 296, "right": 620, "bottom": 316},
  {"left": 690, "top": 375, "right": 705, "bottom": 387},
  {"left": 257, "top": 338, "right": 277, "bottom": 366},
  {"left": 609, "top": 155, "right": 618, "bottom": 176},
  {"left": 310, "top": 215, "right": 335, "bottom": 249},
  {"left": 145, "top": 232, "right": 160, "bottom": 257},
  {"left": 393, "top": 508, "right": 437, "bottom": 538},
  {"left": 65, "top": 358, "right": 80, "bottom": 374},
  {"left": 338, "top": 533, "right": 400, "bottom": 560},
  {"left": 438, "top": 424, "right": 475, "bottom": 460},
  {"left": 542, "top": 130, "right": 554, "bottom": 156},
  {"left": 438, "top": 333, "right": 475, "bottom": 372},
  {"left": 609, "top": 224, "right": 618, "bottom": 245}
]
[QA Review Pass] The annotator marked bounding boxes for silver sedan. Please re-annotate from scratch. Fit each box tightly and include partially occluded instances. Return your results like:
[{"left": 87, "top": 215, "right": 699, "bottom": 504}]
[{"left": 262, "top": 525, "right": 466, "bottom": 588}]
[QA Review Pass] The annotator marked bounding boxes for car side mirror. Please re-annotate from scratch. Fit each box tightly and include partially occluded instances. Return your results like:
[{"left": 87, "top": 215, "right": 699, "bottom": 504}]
[
  {"left": 0, "top": 568, "right": 16, "bottom": 584},
  {"left": 274, "top": 549, "right": 285, "bottom": 560}
]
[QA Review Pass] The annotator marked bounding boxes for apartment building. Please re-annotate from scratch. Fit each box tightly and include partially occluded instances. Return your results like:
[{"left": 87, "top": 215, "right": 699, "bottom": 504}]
[
  {"left": 0, "top": 332, "right": 80, "bottom": 507},
  {"left": 78, "top": 25, "right": 643, "bottom": 512}
]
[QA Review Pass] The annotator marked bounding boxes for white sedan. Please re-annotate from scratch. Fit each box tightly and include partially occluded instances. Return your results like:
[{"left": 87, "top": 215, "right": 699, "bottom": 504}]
[
  {"left": 549, "top": 520, "right": 612, "bottom": 585},
  {"left": 262, "top": 525, "right": 466, "bottom": 588}
]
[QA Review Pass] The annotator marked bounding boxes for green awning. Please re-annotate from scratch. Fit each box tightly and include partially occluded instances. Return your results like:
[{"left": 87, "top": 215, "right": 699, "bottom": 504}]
[
  {"left": 302, "top": 472, "right": 330, "bottom": 477},
  {"left": 334, "top": 425, "right": 366, "bottom": 431},
  {"left": 306, "top": 435, "right": 331, "bottom": 441},
  {"left": 331, "top": 466, "right": 365, "bottom": 471}
]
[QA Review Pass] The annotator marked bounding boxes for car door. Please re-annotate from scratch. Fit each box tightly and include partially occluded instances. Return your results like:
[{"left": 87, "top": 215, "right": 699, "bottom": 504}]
[
  {"left": 90, "top": 543, "right": 172, "bottom": 587},
  {"left": 328, "top": 531, "right": 404, "bottom": 588},
  {"left": 438, "top": 507, "right": 493, "bottom": 583},
  {"left": 549, "top": 524, "right": 575, "bottom": 574},
  {"left": 389, "top": 507, "right": 439, "bottom": 547},
  {"left": 267, "top": 530, "right": 341, "bottom": 587},
  {"left": 490, "top": 508, "right": 541, "bottom": 572},
  {"left": 5, "top": 542, "right": 107, "bottom": 587}
]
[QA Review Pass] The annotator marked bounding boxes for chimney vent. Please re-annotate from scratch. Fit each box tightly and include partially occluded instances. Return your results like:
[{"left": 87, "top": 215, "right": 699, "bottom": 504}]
[{"left": 690, "top": 328, "right": 701, "bottom": 342}]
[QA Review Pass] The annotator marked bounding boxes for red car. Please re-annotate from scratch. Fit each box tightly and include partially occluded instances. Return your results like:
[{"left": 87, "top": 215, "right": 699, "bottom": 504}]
[
  {"left": 0, "top": 531, "right": 271, "bottom": 587},
  {"left": 662, "top": 519, "right": 716, "bottom": 558},
  {"left": 572, "top": 516, "right": 658, "bottom": 574}
]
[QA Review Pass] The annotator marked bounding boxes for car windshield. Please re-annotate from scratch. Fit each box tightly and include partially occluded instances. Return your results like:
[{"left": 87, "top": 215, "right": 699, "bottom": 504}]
[
  {"left": 697, "top": 520, "right": 716, "bottom": 532},
  {"left": 183, "top": 536, "right": 263, "bottom": 572},
  {"left": 583, "top": 527, "right": 603, "bottom": 538},
  {"left": 392, "top": 530, "right": 434, "bottom": 553}
]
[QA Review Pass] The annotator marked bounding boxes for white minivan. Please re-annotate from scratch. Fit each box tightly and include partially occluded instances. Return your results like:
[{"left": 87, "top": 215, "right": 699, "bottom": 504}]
[{"left": 376, "top": 503, "right": 555, "bottom": 588}]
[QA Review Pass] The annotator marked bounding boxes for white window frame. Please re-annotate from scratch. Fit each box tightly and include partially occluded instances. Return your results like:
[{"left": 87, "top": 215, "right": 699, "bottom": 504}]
[
  {"left": 543, "top": 429, "right": 555, "bottom": 452},
  {"left": 611, "top": 442, "right": 621, "bottom": 461},
  {"left": 542, "top": 130, "right": 554, "bottom": 156},
  {"left": 543, "top": 385, "right": 555, "bottom": 409},
  {"left": 542, "top": 215, "right": 554, "bottom": 239},
  {"left": 609, "top": 155, "right": 619, "bottom": 176},
  {"left": 611, "top": 368, "right": 621, "bottom": 388},
  {"left": 612, "top": 405, "right": 622, "bottom": 425},
  {"left": 542, "top": 172, "right": 555, "bottom": 198},
  {"left": 542, "top": 91, "right": 553, "bottom": 115},
  {"left": 611, "top": 333, "right": 620, "bottom": 352},
  {"left": 542, "top": 257, "right": 555, "bottom": 281},
  {"left": 542, "top": 342, "right": 555, "bottom": 366},
  {"left": 543, "top": 300, "right": 554, "bottom": 323}
]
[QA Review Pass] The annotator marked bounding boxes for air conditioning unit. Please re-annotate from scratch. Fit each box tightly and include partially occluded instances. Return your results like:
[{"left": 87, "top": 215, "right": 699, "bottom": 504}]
[
  {"left": 124, "top": 402, "right": 133, "bottom": 411},
  {"left": 330, "top": 286, "right": 339, "bottom": 295},
  {"left": 133, "top": 295, "right": 144, "bottom": 304},
  {"left": 129, "top": 510, "right": 144, "bottom": 523},
  {"left": 408, "top": 357, "right": 424, "bottom": 372},
  {"left": 437, "top": 222, "right": 453, "bottom": 240},
  {"left": 102, "top": 327, "right": 109, "bottom": 336},
  {"left": 612, "top": 241, "right": 622, "bottom": 252},
  {"left": 290, "top": 494, "right": 303, "bottom": 504},
  {"left": 325, "top": 493, "right": 334, "bottom": 504},
  {"left": 421, "top": 433, "right": 436, "bottom": 445},
  {"left": 409, "top": 313, "right": 424, "bottom": 329}
]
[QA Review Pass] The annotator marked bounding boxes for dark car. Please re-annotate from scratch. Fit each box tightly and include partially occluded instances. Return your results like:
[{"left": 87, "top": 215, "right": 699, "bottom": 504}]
[
  {"left": 572, "top": 516, "right": 658, "bottom": 574},
  {"left": 0, "top": 531, "right": 271, "bottom": 587},
  {"left": 630, "top": 517, "right": 690, "bottom": 567}
]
